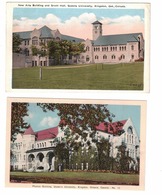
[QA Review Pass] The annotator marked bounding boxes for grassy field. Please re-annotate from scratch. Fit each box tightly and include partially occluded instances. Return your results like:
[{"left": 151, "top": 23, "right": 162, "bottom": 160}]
[
  {"left": 12, "top": 62, "right": 144, "bottom": 90},
  {"left": 10, "top": 171, "right": 139, "bottom": 185}
]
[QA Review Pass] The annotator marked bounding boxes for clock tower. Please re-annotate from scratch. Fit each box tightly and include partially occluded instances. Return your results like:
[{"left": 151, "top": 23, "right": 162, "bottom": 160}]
[{"left": 92, "top": 20, "right": 102, "bottom": 40}]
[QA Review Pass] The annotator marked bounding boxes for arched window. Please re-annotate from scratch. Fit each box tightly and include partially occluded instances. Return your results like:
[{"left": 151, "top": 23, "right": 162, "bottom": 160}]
[
  {"left": 111, "top": 55, "right": 116, "bottom": 59},
  {"left": 131, "top": 54, "right": 134, "bottom": 60},
  {"left": 103, "top": 55, "right": 107, "bottom": 59},
  {"left": 95, "top": 55, "right": 99, "bottom": 60},
  {"left": 86, "top": 46, "right": 90, "bottom": 51},
  {"left": 131, "top": 45, "right": 134, "bottom": 50},
  {"left": 32, "top": 36, "right": 38, "bottom": 45},
  {"left": 121, "top": 54, "right": 125, "bottom": 59},
  {"left": 127, "top": 126, "right": 133, "bottom": 144},
  {"left": 127, "top": 126, "right": 133, "bottom": 134},
  {"left": 86, "top": 55, "right": 90, "bottom": 62}
]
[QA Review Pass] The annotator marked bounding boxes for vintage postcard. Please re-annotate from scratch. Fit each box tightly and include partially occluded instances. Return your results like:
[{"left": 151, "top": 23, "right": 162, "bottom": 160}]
[
  {"left": 6, "top": 98, "right": 146, "bottom": 190},
  {"left": 6, "top": 2, "right": 150, "bottom": 92}
]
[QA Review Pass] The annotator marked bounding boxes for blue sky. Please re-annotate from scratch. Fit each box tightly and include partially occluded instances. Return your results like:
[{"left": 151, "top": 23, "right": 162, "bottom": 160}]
[
  {"left": 13, "top": 8, "right": 144, "bottom": 21},
  {"left": 23, "top": 103, "right": 140, "bottom": 137}
]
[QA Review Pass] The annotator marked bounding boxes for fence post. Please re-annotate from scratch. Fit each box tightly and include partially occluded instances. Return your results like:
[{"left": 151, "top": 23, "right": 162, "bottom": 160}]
[{"left": 39, "top": 67, "right": 42, "bottom": 80}]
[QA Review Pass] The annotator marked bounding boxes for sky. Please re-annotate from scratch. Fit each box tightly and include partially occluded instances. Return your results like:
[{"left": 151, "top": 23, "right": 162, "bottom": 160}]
[
  {"left": 23, "top": 103, "right": 140, "bottom": 137},
  {"left": 13, "top": 8, "right": 144, "bottom": 40}
]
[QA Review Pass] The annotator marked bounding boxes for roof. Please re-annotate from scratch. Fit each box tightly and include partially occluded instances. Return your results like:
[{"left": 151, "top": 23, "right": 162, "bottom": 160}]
[
  {"left": 35, "top": 127, "right": 58, "bottom": 141},
  {"left": 24, "top": 126, "right": 35, "bottom": 135},
  {"left": 94, "top": 33, "right": 142, "bottom": 46},
  {"left": 14, "top": 31, "right": 32, "bottom": 39},
  {"left": 96, "top": 120, "right": 127, "bottom": 136},
  {"left": 14, "top": 25, "right": 85, "bottom": 42},
  {"left": 61, "top": 34, "right": 84, "bottom": 43},
  {"left": 39, "top": 25, "right": 53, "bottom": 38},
  {"left": 92, "top": 20, "right": 102, "bottom": 25}
]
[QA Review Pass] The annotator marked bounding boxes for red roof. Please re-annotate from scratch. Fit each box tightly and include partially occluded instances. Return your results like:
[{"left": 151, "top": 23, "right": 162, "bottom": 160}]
[
  {"left": 24, "top": 126, "right": 35, "bottom": 135},
  {"left": 35, "top": 127, "right": 58, "bottom": 141},
  {"left": 96, "top": 120, "right": 127, "bottom": 135}
]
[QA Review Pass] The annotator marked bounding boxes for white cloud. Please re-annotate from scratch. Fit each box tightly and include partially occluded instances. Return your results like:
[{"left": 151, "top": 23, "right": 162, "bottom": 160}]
[
  {"left": 13, "top": 13, "right": 144, "bottom": 39},
  {"left": 40, "top": 116, "right": 59, "bottom": 127},
  {"left": 13, "top": 14, "right": 61, "bottom": 30},
  {"left": 101, "top": 15, "right": 143, "bottom": 25}
]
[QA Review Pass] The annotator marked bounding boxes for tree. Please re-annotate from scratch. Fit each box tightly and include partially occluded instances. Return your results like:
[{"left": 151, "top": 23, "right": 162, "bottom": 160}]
[
  {"left": 115, "top": 142, "right": 134, "bottom": 173},
  {"left": 37, "top": 103, "right": 114, "bottom": 138},
  {"left": 31, "top": 44, "right": 47, "bottom": 57},
  {"left": 13, "top": 33, "right": 22, "bottom": 53},
  {"left": 95, "top": 137, "right": 112, "bottom": 170},
  {"left": 11, "top": 103, "right": 29, "bottom": 141},
  {"left": 47, "top": 40, "right": 85, "bottom": 65},
  {"left": 47, "top": 40, "right": 62, "bottom": 65}
]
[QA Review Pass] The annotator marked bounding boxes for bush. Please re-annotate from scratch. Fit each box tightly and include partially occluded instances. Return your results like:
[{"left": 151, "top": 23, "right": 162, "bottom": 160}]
[{"left": 135, "top": 58, "right": 144, "bottom": 62}]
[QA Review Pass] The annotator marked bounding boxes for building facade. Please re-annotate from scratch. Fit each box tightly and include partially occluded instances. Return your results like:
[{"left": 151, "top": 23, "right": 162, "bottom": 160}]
[
  {"left": 11, "top": 118, "right": 140, "bottom": 172},
  {"left": 13, "top": 21, "right": 144, "bottom": 67}
]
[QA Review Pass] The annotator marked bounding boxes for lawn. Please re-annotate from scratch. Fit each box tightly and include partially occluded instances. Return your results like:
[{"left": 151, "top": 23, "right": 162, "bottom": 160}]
[
  {"left": 12, "top": 62, "right": 144, "bottom": 90},
  {"left": 10, "top": 171, "right": 139, "bottom": 185}
]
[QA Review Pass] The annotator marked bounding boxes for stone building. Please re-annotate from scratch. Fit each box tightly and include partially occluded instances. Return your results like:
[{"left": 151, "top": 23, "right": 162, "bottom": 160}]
[
  {"left": 11, "top": 118, "right": 140, "bottom": 172},
  {"left": 13, "top": 21, "right": 144, "bottom": 67}
]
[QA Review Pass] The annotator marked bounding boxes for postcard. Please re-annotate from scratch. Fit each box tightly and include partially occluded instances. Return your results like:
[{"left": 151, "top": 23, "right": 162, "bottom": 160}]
[
  {"left": 6, "top": 98, "right": 146, "bottom": 190},
  {"left": 6, "top": 2, "right": 150, "bottom": 92}
]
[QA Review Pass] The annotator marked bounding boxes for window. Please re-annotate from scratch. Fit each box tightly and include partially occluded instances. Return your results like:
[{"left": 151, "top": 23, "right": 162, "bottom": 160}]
[
  {"left": 86, "top": 46, "right": 90, "bottom": 51},
  {"left": 103, "top": 55, "right": 107, "bottom": 59},
  {"left": 131, "top": 54, "right": 134, "bottom": 60},
  {"left": 86, "top": 55, "right": 90, "bottom": 62},
  {"left": 32, "top": 36, "right": 38, "bottom": 45},
  {"left": 111, "top": 55, "right": 116, "bottom": 59},
  {"left": 24, "top": 48, "right": 29, "bottom": 56},
  {"left": 95, "top": 55, "right": 99, "bottom": 60},
  {"left": 121, "top": 54, "right": 125, "bottom": 59},
  {"left": 127, "top": 126, "right": 133, "bottom": 134},
  {"left": 131, "top": 45, "right": 134, "bottom": 50},
  {"left": 127, "top": 126, "right": 133, "bottom": 144}
]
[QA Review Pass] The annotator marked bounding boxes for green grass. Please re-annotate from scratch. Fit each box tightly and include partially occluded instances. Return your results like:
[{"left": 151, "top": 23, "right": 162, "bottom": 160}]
[
  {"left": 12, "top": 62, "right": 144, "bottom": 90},
  {"left": 10, "top": 171, "right": 139, "bottom": 185}
]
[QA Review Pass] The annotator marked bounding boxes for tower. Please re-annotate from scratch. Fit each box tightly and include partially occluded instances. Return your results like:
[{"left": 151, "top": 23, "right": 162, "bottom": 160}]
[{"left": 92, "top": 20, "right": 102, "bottom": 40}]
